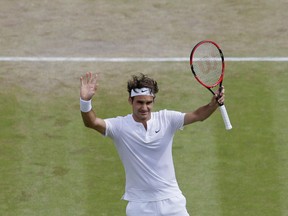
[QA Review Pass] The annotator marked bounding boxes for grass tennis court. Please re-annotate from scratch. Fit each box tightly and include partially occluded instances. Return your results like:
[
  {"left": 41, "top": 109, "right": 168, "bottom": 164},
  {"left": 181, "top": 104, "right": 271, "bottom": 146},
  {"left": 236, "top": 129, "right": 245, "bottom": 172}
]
[{"left": 1, "top": 0, "right": 287, "bottom": 215}]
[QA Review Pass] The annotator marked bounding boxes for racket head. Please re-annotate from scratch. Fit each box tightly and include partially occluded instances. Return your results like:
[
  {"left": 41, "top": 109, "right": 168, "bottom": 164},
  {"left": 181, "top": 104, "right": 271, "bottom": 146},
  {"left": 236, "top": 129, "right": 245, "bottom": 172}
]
[{"left": 190, "top": 40, "right": 225, "bottom": 88}]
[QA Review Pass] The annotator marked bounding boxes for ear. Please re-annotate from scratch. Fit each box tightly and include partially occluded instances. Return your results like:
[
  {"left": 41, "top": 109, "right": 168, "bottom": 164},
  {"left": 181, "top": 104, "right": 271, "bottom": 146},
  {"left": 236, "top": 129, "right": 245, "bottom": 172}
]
[{"left": 128, "top": 97, "right": 133, "bottom": 105}]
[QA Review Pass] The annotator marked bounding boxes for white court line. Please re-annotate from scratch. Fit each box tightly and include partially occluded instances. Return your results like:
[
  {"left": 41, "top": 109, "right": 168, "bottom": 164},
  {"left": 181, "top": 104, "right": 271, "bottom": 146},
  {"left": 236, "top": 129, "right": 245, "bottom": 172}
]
[{"left": 0, "top": 57, "right": 287, "bottom": 62}]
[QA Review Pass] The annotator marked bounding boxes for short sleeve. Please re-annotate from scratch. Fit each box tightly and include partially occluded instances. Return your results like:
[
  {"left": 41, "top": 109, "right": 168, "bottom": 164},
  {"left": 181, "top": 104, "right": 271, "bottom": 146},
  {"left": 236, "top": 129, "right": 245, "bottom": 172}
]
[
  {"left": 163, "top": 110, "right": 185, "bottom": 131},
  {"left": 104, "top": 117, "right": 123, "bottom": 139}
]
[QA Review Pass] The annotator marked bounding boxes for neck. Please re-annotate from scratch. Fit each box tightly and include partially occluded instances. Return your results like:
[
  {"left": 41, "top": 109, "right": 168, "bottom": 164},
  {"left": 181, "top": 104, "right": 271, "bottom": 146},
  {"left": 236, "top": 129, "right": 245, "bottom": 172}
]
[{"left": 132, "top": 114, "right": 150, "bottom": 130}]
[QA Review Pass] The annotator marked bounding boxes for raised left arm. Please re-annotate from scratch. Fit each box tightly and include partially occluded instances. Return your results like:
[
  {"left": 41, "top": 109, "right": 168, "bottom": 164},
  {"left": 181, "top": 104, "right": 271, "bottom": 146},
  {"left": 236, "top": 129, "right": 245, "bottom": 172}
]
[{"left": 183, "top": 87, "right": 225, "bottom": 126}]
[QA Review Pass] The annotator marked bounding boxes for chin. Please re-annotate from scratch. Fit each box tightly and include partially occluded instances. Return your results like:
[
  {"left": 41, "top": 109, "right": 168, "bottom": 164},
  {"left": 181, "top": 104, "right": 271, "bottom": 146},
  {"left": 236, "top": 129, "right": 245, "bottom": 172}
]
[{"left": 140, "top": 113, "right": 150, "bottom": 119}]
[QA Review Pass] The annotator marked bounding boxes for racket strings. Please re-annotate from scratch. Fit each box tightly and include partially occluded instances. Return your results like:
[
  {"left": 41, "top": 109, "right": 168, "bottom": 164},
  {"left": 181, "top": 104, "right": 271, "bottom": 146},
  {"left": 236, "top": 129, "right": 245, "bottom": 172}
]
[{"left": 192, "top": 43, "right": 223, "bottom": 87}]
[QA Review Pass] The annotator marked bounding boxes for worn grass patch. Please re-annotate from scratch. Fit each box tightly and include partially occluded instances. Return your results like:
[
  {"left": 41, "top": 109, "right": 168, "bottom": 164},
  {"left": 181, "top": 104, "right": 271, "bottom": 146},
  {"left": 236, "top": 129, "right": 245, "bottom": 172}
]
[{"left": 0, "top": 0, "right": 287, "bottom": 215}]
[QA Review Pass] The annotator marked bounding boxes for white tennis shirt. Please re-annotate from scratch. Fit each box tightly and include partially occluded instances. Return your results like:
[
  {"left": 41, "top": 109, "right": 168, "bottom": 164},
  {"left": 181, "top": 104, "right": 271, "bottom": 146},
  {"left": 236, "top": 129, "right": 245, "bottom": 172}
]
[{"left": 104, "top": 109, "right": 185, "bottom": 202}]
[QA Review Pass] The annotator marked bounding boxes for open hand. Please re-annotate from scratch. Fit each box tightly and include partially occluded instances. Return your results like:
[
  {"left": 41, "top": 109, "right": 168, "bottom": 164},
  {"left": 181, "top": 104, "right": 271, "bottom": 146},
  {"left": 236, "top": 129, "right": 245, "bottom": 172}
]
[{"left": 80, "top": 72, "right": 98, "bottom": 100}]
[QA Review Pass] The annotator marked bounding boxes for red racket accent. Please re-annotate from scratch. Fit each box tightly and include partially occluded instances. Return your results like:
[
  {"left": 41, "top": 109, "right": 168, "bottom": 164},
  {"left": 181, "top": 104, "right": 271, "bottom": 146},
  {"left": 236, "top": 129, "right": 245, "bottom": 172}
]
[
  {"left": 190, "top": 40, "right": 225, "bottom": 88},
  {"left": 190, "top": 40, "right": 232, "bottom": 130}
]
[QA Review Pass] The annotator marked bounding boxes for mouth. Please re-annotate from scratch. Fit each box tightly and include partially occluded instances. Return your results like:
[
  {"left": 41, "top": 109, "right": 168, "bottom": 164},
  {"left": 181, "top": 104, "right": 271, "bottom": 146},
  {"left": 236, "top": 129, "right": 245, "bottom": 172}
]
[
  {"left": 139, "top": 110, "right": 150, "bottom": 117},
  {"left": 134, "top": 111, "right": 151, "bottom": 121}
]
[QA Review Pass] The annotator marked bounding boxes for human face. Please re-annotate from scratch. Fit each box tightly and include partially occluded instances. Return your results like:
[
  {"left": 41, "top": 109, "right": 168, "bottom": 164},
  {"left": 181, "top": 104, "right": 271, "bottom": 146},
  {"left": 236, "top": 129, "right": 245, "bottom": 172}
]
[{"left": 130, "top": 95, "right": 154, "bottom": 123}]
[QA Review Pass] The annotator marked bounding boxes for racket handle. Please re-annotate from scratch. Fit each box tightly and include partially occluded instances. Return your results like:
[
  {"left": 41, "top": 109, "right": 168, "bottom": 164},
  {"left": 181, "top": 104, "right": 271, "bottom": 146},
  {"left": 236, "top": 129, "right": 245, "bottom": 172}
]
[{"left": 219, "top": 105, "right": 232, "bottom": 130}]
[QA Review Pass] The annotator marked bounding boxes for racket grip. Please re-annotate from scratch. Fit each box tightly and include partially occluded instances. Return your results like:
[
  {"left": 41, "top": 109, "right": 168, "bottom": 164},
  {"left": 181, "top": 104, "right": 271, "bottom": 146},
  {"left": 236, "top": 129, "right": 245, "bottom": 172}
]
[{"left": 219, "top": 105, "right": 232, "bottom": 130}]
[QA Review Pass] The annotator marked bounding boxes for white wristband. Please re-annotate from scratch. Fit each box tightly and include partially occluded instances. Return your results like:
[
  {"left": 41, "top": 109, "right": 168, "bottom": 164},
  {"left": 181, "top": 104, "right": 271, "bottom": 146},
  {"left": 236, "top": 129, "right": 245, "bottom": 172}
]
[{"left": 80, "top": 98, "right": 92, "bottom": 112}]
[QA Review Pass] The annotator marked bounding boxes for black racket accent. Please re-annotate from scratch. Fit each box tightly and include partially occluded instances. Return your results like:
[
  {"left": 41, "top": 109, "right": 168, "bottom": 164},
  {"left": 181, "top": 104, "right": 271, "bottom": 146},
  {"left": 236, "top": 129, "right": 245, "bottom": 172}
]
[{"left": 190, "top": 40, "right": 232, "bottom": 130}]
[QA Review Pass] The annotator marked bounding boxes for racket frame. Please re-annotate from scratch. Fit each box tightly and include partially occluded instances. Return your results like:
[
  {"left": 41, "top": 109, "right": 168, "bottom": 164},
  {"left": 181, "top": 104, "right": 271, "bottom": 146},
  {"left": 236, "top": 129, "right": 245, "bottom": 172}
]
[
  {"left": 190, "top": 40, "right": 232, "bottom": 130},
  {"left": 190, "top": 40, "right": 225, "bottom": 89}
]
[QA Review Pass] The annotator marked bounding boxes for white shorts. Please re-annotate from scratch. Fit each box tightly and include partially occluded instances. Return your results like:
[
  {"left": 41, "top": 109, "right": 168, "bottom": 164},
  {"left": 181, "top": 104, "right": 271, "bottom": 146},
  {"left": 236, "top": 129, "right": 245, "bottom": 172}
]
[{"left": 126, "top": 194, "right": 190, "bottom": 216}]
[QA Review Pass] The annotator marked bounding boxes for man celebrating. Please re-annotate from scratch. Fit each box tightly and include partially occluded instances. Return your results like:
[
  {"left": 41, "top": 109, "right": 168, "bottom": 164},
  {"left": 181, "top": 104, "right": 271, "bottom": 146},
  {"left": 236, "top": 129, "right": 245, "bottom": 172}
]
[{"left": 80, "top": 72, "right": 225, "bottom": 216}]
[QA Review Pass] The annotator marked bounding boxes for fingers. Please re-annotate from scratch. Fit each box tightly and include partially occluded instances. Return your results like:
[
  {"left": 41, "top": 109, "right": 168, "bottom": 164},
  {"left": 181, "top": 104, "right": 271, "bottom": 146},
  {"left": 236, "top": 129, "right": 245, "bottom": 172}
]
[
  {"left": 91, "top": 73, "right": 98, "bottom": 85},
  {"left": 220, "top": 86, "right": 225, "bottom": 94},
  {"left": 86, "top": 71, "right": 92, "bottom": 83},
  {"left": 80, "top": 72, "right": 98, "bottom": 85},
  {"left": 217, "top": 94, "right": 225, "bottom": 104},
  {"left": 216, "top": 86, "right": 225, "bottom": 104},
  {"left": 80, "top": 72, "right": 90, "bottom": 86},
  {"left": 80, "top": 72, "right": 99, "bottom": 100},
  {"left": 82, "top": 72, "right": 91, "bottom": 84}
]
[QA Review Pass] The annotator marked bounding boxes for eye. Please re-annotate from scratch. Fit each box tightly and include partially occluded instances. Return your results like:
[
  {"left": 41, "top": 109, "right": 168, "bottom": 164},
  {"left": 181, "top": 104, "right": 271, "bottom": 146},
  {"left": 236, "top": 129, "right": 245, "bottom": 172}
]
[
  {"left": 136, "top": 101, "right": 145, "bottom": 105},
  {"left": 146, "top": 101, "right": 154, "bottom": 106}
]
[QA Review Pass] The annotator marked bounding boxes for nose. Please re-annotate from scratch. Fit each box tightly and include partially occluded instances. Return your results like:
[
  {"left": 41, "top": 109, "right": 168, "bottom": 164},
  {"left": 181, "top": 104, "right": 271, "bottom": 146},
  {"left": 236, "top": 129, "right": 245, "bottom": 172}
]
[{"left": 141, "top": 104, "right": 148, "bottom": 111}]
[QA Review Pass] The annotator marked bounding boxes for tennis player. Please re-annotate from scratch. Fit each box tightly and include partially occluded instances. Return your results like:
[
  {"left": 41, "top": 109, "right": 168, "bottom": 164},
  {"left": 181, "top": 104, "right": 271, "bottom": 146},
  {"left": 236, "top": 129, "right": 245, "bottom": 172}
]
[{"left": 80, "top": 72, "right": 225, "bottom": 216}]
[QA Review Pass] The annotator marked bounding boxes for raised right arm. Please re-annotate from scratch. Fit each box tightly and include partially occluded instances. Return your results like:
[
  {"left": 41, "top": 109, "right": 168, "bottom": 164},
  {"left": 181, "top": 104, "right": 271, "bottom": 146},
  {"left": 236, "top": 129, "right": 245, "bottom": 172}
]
[{"left": 80, "top": 72, "right": 106, "bottom": 135}]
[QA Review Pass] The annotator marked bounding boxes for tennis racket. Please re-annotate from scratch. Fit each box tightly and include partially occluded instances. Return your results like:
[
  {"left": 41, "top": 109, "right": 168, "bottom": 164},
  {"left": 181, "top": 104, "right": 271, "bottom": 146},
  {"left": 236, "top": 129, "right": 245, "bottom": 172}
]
[{"left": 190, "top": 40, "right": 232, "bottom": 130}]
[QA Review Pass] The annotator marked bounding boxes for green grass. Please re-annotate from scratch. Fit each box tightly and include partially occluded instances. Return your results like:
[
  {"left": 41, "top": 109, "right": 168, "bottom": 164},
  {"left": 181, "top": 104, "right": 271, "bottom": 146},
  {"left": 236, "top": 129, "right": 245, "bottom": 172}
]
[
  {"left": 0, "top": 0, "right": 288, "bottom": 215},
  {"left": 1, "top": 62, "right": 287, "bottom": 216}
]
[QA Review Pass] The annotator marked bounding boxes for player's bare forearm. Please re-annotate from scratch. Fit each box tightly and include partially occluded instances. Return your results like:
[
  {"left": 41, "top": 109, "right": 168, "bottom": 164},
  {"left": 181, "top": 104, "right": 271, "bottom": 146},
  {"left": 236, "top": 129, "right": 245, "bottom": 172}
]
[
  {"left": 184, "top": 89, "right": 225, "bottom": 125},
  {"left": 184, "top": 101, "right": 218, "bottom": 125},
  {"left": 81, "top": 110, "right": 96, "bottom": 128},
  {"left": 81, "top": 110, "right": 106, "bottom": 135},
  {"left": 196, "top": 101, "right": 218, "bottom": 121}
]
